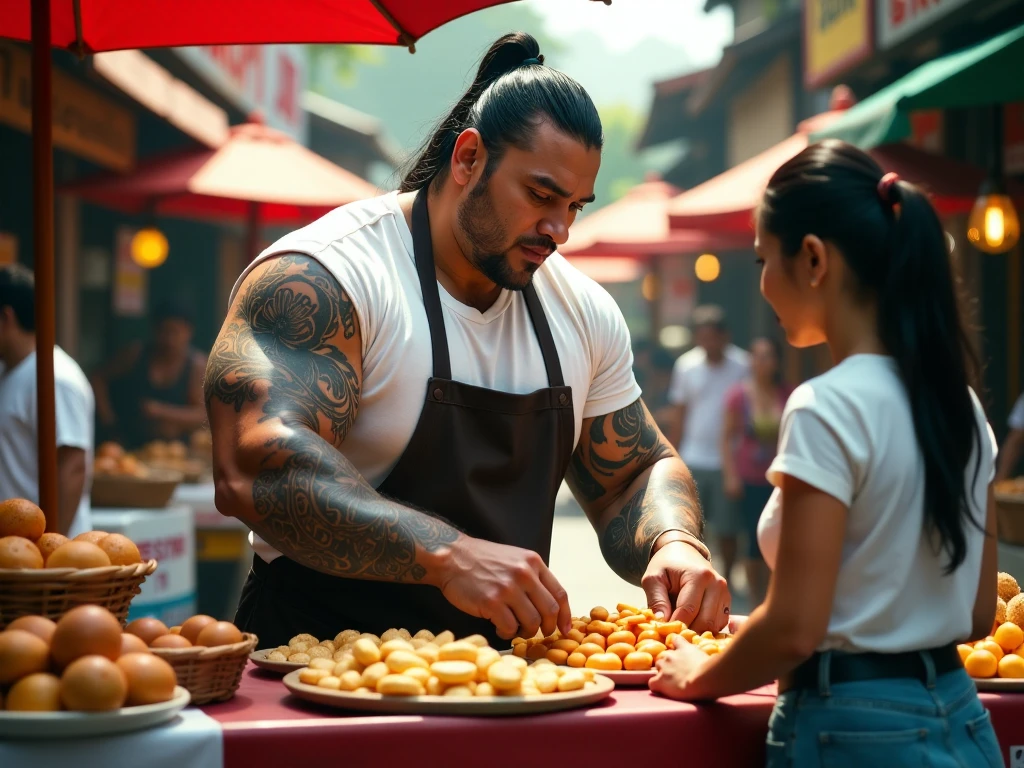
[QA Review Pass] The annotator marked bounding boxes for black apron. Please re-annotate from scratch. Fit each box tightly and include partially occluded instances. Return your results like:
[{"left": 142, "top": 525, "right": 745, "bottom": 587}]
[{"left": 235, "top": 189, "right": 575, "bottom": 648}]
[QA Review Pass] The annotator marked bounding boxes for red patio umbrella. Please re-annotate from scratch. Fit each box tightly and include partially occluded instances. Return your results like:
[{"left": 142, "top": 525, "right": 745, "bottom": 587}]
[
  {"left": 562, "top": 175, "right": 750, "bottom": 258},
  {"left": 667, "top": 109, "right": 1022, "bottom": 233},
  {"left": 3, "top": 0, "right": 610, "bottom": 531},
  {"left": 60, "top": 120, "right": 380, "bottom": 259}
]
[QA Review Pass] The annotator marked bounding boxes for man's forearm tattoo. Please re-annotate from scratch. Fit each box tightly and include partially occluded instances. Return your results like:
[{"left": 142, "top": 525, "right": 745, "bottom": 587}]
[
  {"left": 599, "top": 475, "right": 702, "bottom": 584},
  {"left": 205, "top": 254, "right": 457, "bottom": 581}
]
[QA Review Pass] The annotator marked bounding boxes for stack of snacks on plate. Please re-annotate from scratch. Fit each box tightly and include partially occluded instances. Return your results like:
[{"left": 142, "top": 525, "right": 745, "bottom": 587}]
[
  {"left": 295, "top": 627, "right": 600, "bottom": 697},
  {"left": 513, "top": 603, "right": 732, "bottom": 671},
  {"left": 960, "top": 572, "right": 1024, "bottom": 680}
]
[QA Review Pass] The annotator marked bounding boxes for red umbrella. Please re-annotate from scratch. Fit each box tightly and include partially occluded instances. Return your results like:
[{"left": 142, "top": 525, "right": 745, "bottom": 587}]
[
  {"left": 60, "top": 120, "right": 380, "bottom": 258},
  {"left": 4, "top": 0, "right": 610, "bottom": 531},
  {"left": 561, "top": 175, "right": 750, "bottom": 258},
  {"left": 667, "top": 110, "right": 1022, "bottom": 233}
]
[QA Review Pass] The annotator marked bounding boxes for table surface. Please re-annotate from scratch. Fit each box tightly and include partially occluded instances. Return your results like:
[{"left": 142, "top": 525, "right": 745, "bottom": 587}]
[{"left": 201, "top": 665, "right": 1024, "bottom": 768}]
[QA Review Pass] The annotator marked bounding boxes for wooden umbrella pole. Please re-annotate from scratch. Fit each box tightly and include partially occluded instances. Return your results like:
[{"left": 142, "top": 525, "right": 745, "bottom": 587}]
[{"left": 32, "top": 0, "right": 59, "bottom": 530}]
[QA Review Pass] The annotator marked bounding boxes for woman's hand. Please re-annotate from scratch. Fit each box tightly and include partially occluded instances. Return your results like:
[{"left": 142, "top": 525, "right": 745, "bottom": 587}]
[
  {"left": 727, "top": 613, "right": 749, "bottom": 634},
  {"left": 648, "top": 635, "right": 713, "bottom": 700}
]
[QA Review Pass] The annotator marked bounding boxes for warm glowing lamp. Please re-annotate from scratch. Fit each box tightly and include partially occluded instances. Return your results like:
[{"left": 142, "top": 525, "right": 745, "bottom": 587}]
[
  {"left": 967, "top": 187, "right": 1020, "bottom": 254},
  {"left": 131, "top": 227, "right": 169, "bottom": 268},
  {"left": 694, "top": 253, "right": 720, "bottom": 282}
]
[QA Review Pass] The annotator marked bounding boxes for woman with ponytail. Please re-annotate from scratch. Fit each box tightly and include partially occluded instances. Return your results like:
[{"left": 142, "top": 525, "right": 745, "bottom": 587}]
[
  {"left": 650, "top": 140, "right": 1004, "bottom": 767},
  {"left": 208, "top": 33, "right": 726, "bottom": 649}
]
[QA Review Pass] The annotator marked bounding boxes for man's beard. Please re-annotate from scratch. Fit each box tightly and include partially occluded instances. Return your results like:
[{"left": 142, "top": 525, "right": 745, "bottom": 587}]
[{"left": 456, "top": 179, "right": 552, "bottom": 292}]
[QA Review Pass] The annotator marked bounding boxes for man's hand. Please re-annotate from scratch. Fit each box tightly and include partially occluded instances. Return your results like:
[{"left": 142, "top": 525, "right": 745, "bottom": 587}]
[
  {"left": 642, "top": 540, "right": 730, "bottom": 633},
  {"left": 437, "top": 537, "right": 572, "bottom": 641}
]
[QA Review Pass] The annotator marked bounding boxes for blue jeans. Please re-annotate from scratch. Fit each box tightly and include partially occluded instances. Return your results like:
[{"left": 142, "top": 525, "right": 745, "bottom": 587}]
[{"left": 767, "top": 653, "right": 1004, "bottom": 767}]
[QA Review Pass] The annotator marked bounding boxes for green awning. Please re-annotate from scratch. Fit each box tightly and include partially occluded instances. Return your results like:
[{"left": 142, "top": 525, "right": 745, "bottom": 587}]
[{"left": 811, "top": 22, "right": 1024, "bottom": 149}]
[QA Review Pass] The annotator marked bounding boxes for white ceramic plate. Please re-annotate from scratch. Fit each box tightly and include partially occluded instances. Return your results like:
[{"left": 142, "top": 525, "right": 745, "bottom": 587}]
[
  {"left": 973, "top": 677, "right": 1024, "bottom": 692},
  {"left": 282, "top": 669, "right": 614, "bottom": 716},
  {"left": 497, "top": 650, "right": 654, "bottom": 686},
  {"left": 249, "top": 649, "right": 307, "bottom": 674},
  {"left": 0, "top": 686, "right": 191, "bottom": 739}
]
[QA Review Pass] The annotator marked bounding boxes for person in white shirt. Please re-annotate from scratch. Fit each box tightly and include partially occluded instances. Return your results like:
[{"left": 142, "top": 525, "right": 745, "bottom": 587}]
[
  {"left": 649, "top": 141, "right": 1002, "bottom": 766},
  {"left": 667, "top": 305, "right": 749, "bottom": 584},
  {"left": 996, "top": 392, "right": 1024, "bottom": 482},
  {"left": 0, "top": 264, "right": 95, "bottom": 536},
  {"left": 205, "top": 33, "right": 727, "bottom": 648}
]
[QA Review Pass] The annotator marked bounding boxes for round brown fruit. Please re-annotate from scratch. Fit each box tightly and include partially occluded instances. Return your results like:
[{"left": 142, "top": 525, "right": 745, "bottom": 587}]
[
  {"left": 97, "top": 442, "right": 125, "bottom": 460},
  {"left": 35, "top": 532, "right": 69, "bottom": 561},
  {"left": 6, "top": 672, "right": 62, "bottom": 711},
  {"left": 120, "top": 633, "right": 150, "bottom": 655},
  {"left": 179, "top": 615, "right": 217, "bottom": 645},
  {"left": 51, "top": 604, "right": 123, "bottom": 669},
  {"left": 0, "top": 498, "right": 46, "bottom": 540},
  {"left": 73, "top": 530, "right": 109, "bottom": 545},
  {"left": 46, "top": 541, "right": 111, "bottom": 569},
  {"left": 116, "top": 653, "right": 178, "bottom": 705},
  {"left": 0, "top": 536, "right": 44, "bottom": 569},
  {"left": 151, "top": 634, "right": 192, "bottom": 649},
  {"left": 195, "top": 621, "right": 243, "bottom": 648},
  {"left": 0, "top": 629, "right": 50, "bottom": 685},
  {"left": 98, "top": 534, "right": 142, "bottom": 566},
  {"left": 125, "top": 617, "right": 170, "bottom": 646},
  {"left": 7, "top": 615, "right": 57, "bottom": 644},
  {"left": 60, "top": 655, "right": 128, "bottom": 711}
]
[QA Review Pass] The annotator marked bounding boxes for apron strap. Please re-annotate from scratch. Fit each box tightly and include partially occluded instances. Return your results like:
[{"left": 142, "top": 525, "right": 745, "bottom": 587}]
[
  {"left": 523, "top": 283, "right": 565, "bottom": 388},
  {"left": 412, "top": 188, "right": 453, "bottom": 380}
]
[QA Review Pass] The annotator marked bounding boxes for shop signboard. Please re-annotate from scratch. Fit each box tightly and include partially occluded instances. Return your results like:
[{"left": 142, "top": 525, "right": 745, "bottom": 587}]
[
  {"left": 877, "top": 0, "right": 973, "bottom": 50},
  {"left": 0, "top": 41, "right": 135, "bottom": 171},
  {"left": 173, "top": 44, "right": 308, "bottom": 144},
  {"left": 803, "top": 0, "right": 874, "bottom": 89}
]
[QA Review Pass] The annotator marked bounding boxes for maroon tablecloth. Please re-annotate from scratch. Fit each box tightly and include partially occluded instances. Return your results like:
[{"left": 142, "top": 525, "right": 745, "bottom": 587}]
[{"left": 202, "top": 666, "right": 1024, "bottom": 768}]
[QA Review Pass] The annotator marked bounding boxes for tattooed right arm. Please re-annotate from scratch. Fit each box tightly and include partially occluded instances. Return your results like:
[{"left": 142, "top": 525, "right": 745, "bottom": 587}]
[{"left": 204, "top": 253, "right": 458, "bottom": 583}]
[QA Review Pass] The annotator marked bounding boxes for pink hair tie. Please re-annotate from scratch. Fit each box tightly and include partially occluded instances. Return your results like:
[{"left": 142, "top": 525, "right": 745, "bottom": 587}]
[{"left": 877, "top": 172, "right": 900, "bottom": 205}]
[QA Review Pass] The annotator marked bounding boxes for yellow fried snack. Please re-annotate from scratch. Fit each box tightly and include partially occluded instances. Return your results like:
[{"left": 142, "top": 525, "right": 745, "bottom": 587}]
[
  {"left": 512, "top": 643, "right": 528, "bottom": 658},
  {"left": 431, "top": 660, "right": 478, "bottom": 685},
  {"left": 339, "top": 670, "right": 362, "bottom": 691},
  {"left": 587, "top": 620, "right": 617, "bottom": 636},
  {"left": 606, "top": 643, "right": 635, "bottom": 659},
  {"left": 290, "top": 634, "right": 318, "bottom": 647},
  {"left": 545, "top": 649, "right": 569, "bottom": 665},
  {"left": 557, "top": 669, "right": 587, "bottom": 692},
  {"left": 551, "top": 639, "right": 580, "bottom": 654},
  {"left": 576, "top": 642, "right": 604, "bottom": 658},
  {"left": 267, "top": 651, "right": 288, "bottom": 662},
  {"left": 590, "top": 606, "right": 610, "bottom": 622},
  {"left": 334, "top": 629, "right": 360, "bottom": 646},
  {"left": 567, "top": 652, "right": 587, "bottom": 668},
  {"left": 360, "top": 661, "right": 390, "bottom": 689},
  {"left": 439, "top": 641, "right": 479, "bottom": 662},
  {"left": 413, "top": 629, "right": 435, "bottom": 642},
  {"left": 567, "top": 628, "right": 587, "bottom": 644},
  {"left": 385, "top": 650, "right": 429, "bottom": 674},
  {"left": 307, "top": 645, "right": 333, "bottom": 660},
  {"left": 487, "top": 662, "right": 524, "bottom": 692},
  {"left": 606, "top": 630, "right": 636, "bottom": 647},
  {"left": 376, "top": 674, "right": 425, "bottom": 696},
  {"left": 352, "top": 638, "right": 382, "bottom": 666},
  {"left": 299, "top": 668, "right": 330, "bottom": 685},
  {"left": 585, "top": 652, "right": 623, "bottom": 671},
  {"left": 475, "top": 682, "right": 496, "bottom": 697},
  {"left": 426, "top": 676, "right": 445, "bottom": 696},
  {"left": 289, "top": 641, "right": 312, "bottom": 653},
  {"left": 534, "top": 669, "right": 560, "bottom": 694},
  {"left": 333, "top": 656, "right": 359, "bottom": 675},
  {"left": 309, "top": 658, "right": 336, "bottom": 671},
  {"left": 582, "top": 634, "right": 607, "bottom": 649},
  {"left": 317, "top": 675, "right": 342, "bottom": 690},
  {"left": 379, "top": 639, "right": 415, "bottom": 659},
  {"left": 434, "top": 630, "right": 456, "bottom": 646},
  {"left": 475, "top": 647, "right": 501, "bottom": 680},
  {"left": 288, "top": 652, "right": 311, "bottom": 664},
  {"left": 443, "top": 685, "right": 475, "bottom": 697},
  {"left": 462, "top": 634, "right": 489, "bottom": 648},
  {"left": 403, "top": 666, "right": 432, "bottom": 686},
  {"left": 624, "top": 651, "right": 654, "bottom": 670},
  {"left": 380, "top": 628, "right": 404, "bottom": 643},
  {"left": 415, "top": 643, "right": 441, "bottom": 665},
  {"left": 526, "top": 644, "right": 549, "bottom": 660}
]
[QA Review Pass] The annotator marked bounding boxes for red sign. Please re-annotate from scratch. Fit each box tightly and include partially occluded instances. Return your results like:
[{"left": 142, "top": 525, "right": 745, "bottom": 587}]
[{"left": 908, "top": 110, "right": 943, "bottom": 153}]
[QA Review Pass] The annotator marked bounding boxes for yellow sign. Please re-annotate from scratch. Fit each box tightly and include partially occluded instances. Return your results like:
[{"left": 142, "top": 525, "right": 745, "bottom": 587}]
[
  {"left": 0, "top": 42, "right": 135, "bottom": 171},
  {"left": 803, "top": 0, "right": 873, "bottom": 89}
]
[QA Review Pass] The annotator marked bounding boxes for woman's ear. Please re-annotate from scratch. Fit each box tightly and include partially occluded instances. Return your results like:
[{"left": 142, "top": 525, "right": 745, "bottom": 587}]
[{"left": 801, "top": 234, "right": 829, "bottom": 289}]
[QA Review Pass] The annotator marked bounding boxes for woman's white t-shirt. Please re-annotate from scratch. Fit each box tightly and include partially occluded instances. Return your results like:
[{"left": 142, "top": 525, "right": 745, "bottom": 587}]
[
  {"left": 756, "top": 354, "right": 996, "bottom": 653},
  {"left": 230, "top": 192, "right": 642, "bottom": 563}
]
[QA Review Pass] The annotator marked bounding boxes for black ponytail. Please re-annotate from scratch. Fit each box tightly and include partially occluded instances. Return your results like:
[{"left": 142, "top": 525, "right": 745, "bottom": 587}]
[
  {"left": 761, "top": 139, "right": 983, "bottom": 575},
  {"left": 399, "top": 32, "right": 602, "bottom": 193}
]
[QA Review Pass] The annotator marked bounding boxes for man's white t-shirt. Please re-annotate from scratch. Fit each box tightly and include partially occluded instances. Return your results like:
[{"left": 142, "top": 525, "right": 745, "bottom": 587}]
[
  {"left": 667, "top": 344, "right": 749, "bottom": 470},
  {"left": 0, "top": 347, "right": 95, "bottom": 537},
  {"left": 1009, "top": 393, "right": 1024, "bottom": 431},
  {"left": 230, "top": 192, "right": 642, "bottom": 563},
  {"left": 756, "top": 354, "right": 996, "bottom": 653}
]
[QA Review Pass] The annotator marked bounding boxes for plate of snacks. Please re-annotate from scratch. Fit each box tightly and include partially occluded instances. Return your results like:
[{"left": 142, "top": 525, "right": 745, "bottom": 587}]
[
  {"left": 250, "top": 626, "right": 432, "bottom": 675},
  {"left": 966, "top": 572, "right": 1024, "bottom": 691},
  {"left": 508, "top": 603, "right": 732, "bottom": 685},
  {"left": 0, "top": 606, "right": 189, "bottom": 737},
  {"left": 282, "top": 631, "right": 614, "bottom": 715}
]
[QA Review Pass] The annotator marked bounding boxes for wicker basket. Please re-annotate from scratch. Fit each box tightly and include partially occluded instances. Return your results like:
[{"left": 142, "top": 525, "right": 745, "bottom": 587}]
[
  {"left": 0, "top": 560, "right": 158, "bottom": 630},
  {"left": 91, "top": 469, "right": 184, "bottom": 508},
  {"left": 150, "top": 633, "right": 259, "bottom": 705},
  {"left": 996, "top": 492, "right": 1024, "bottom": 546}
]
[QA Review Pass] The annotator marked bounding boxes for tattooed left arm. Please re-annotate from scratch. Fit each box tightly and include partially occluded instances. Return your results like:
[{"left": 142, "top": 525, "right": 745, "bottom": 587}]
[{"left": 566, "top": 398, "right": 730, "bottom": 631}]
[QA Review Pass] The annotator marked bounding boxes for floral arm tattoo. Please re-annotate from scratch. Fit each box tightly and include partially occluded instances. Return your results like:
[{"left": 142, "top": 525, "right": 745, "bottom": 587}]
[
  {"left": 566, "top": 399, "right": 703, "bottom": 584},
  {"left": 204, "top": 254, "right": 457, "bottom": 582}
]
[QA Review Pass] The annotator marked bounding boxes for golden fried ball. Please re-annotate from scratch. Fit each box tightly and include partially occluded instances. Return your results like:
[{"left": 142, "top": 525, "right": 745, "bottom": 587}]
[
  {"left": 996, "top": 598, "right": 1007, "bottom": 626},
  {"left": 998, "top": 572, "right": 1021, "bottom": 603},
  {"left": 1006, "top": 594, "right": 1024, "bottom": 628}
]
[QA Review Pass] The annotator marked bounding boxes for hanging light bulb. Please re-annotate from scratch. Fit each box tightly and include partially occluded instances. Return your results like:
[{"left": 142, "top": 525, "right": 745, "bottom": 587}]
[
  {"left": 131, "top": 227, "right": 169, "bottom": 268},
  {"left": 967, "top": 191, "right": 1020, "bottom": 254}
]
